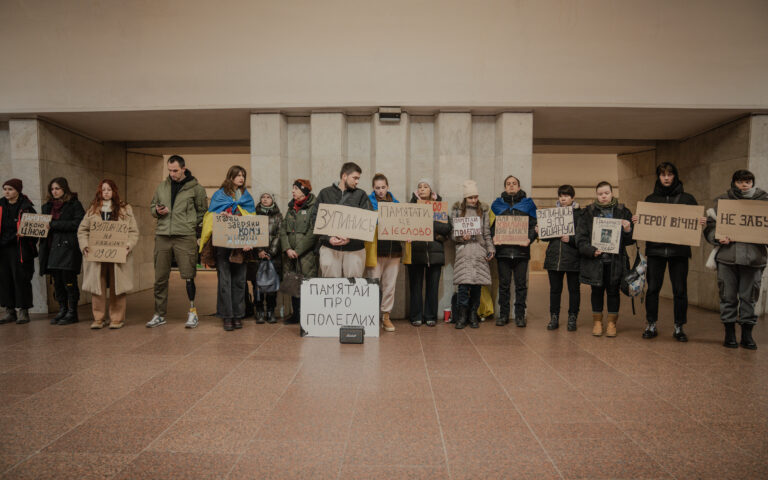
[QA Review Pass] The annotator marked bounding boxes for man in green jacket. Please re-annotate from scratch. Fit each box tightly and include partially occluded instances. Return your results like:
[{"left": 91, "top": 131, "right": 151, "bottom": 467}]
[{"left": 147, "top": 155, "right": 208, "bottom": 328}]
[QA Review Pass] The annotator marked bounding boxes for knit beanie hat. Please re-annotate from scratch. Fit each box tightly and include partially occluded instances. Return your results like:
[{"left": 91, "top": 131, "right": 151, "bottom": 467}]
[
  {"left": 416, "top": 178, "right": 433, "bottom": 190},
  {"left": 3, "top": 178, "right": 23, "bottom": 193},
  {"left": 462, "top": 180, "right": 479, "bottom": 198},
  {"left": 294, "top": 179, "right": 312, "bottom": 196}
]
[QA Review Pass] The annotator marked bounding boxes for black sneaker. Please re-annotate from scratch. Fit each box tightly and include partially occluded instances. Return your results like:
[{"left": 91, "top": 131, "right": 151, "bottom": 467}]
[
  {"left": 546, "top": 314, "right": 559, "bottom": 330},
  {"left": 673, "top": 325, "right": 688, "bottom": 343},
  {"left": 642, "top": 323, "right": 658, "bottom": 339}
]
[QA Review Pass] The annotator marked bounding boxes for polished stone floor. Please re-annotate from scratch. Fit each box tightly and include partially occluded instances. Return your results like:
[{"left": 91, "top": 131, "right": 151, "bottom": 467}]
[{"left": 1, "top": 271, "right": 766, "bottom": 479}]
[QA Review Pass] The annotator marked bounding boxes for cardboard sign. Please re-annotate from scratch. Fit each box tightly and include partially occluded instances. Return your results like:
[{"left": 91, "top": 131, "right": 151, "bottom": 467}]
[
  {"left": 212, "top": 214, "right": 269, "bottom": 248},
  {"left": 313, "top": 203, "right": 377, "bottom": 242},
  {"left": 87, "top": 220, "right": 129, "bottom": 263},
  {"left": 591, "top": 217, "right": 623, "bottom": 254},
  {"left": 715, "top": 199, "right": 768, "bottom": 244},
  {"left": 493, "top": 216, "right": 529, "bottom": 245},
  {"left": 453, "top": 216, "right": 482, "bottom": 237},
  {"left": 537, "top": 207, "right": 574, "bottom": 240},
  {"left": 18, "top": 213, "right": 52, "bottom": 238},
  {"left": 633, "top": 202, "right": 704, "bottom": 247},
  {"left": 378, "top": 203, "right": 434, "bottom": 241},
  {"left": 418, "top": 200, "right": 449, "bottom": 223},
  {"left": 301, "top": 278, "right": 380, "bottom": 338}
]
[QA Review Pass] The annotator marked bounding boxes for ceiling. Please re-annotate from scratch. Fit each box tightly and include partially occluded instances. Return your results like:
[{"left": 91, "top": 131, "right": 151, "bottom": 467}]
[{"left": 2, "top": 106, "right": 760, "bottom": 155}]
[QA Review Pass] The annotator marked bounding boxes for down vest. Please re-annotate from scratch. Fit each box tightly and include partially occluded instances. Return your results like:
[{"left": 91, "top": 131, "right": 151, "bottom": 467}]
[{"left": 451, "top": 202, "right": 495, "bottom": 286}]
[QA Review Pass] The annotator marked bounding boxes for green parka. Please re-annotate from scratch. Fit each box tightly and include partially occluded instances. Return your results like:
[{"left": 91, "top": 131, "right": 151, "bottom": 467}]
[
  {"left": 150, "top": 171, "right": 208, "bottom": 236},
  {"left": 279, "top": 194, "right": 318, "bottom": 277}
]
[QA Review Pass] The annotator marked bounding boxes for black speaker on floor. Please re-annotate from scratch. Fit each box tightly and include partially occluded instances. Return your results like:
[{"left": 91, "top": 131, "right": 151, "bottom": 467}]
[{"left": 339, "top": 326, "right": 364, "bottom": 344}]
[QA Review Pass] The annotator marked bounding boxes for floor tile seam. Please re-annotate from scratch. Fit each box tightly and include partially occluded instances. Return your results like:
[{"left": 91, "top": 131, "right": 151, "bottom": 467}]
[
  {"left": 334, "top": 366, "right": 363, "bottom": 480},
  {"left": 418, "top": 327, "right": 462, "bottom": 480},
  {"left": 465, "top": 334, "right": 567, "bottom": 480},
  {"left": 107, "top": 325, "right": 285, "bottom": 480},
  {"left": 509, "top": 337, "right": 684, "bottom": 480},
  {"left": 222, "top": 325, "right": 306, "bottom": 479}
]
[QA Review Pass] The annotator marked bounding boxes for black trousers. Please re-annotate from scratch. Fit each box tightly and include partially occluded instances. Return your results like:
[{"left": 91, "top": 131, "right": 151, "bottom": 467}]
[
  {"left": 547, "top": 270, "right": 580, "bottom": 316},
  {"left": 51, "top": 269, "right": 79, "bottom": 305},
  {"left": 408, "top": 264, "right": 442, "bottom": 322},
  {"left": 645, "top": 256, "right": 688, "bottom": 325},
  {"left": 457, "top": 284, "right": 481, "bottom": 308},
  {"left": 215, "top": 248, "right": 247, "bottom": 319},
  {"left": 590, "top": 262, "right": 620, "bottom": 314},
  {"left": 0, "top": 244, "right": 34, "bottom": 309},
  {"left": 497, "top": 257, "right": 528, "bottom": 317}
]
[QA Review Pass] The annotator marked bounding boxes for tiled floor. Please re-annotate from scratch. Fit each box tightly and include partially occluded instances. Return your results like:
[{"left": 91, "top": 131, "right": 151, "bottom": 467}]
[{"left": 1, "top": 271, "right": 767, "bottom": 479}]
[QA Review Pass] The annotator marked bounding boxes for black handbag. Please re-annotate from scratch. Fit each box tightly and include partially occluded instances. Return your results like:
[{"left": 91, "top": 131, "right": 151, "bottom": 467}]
[{"left": 279, "top": 258, "right": 304, "bottom": 297}]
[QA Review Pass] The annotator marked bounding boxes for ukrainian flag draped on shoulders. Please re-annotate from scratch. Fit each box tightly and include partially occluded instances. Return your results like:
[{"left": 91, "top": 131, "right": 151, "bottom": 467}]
[
  {"left": 491, "top": 194, "right": 537, "bottom": 218},
  {"left": 199, "top": 188, "right": 256, "bottom": 252}
]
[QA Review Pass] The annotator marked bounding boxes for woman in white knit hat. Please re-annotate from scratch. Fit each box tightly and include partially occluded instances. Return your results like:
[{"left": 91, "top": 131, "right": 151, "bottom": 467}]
[{"left": 451, "top": 180, "right": 495, "bottom": 329}]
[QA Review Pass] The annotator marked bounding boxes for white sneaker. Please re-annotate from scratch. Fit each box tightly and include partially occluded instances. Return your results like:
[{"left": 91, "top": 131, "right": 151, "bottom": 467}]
[
  {"left": 185, "top": 309, "right": 199, "bottom": 329},
  {"left": 146, "top": 314, "right": 166, "bottom": 328}
]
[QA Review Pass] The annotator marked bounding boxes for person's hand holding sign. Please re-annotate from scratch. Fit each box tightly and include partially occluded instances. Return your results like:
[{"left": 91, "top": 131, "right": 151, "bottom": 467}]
[
  {"left": 594, "top": 249, "right": 603, "bottom": 257},
  {"left": 719, "top": 236, "right": 731, "bottom": 245},
  {"left": 631, "top": 214, "right": 639, "bottom": 224},
  {"left": 330, "top": 236, "right": 350, "bottom": 246},
  {"left": 621, "top": 219, "right": 631, "bottom": 232}
]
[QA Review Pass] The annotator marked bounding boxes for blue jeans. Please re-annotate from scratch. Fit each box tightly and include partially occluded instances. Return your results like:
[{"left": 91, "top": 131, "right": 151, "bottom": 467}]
[{"left": 458, "top": 284, "right": 481, "bottom": 308}]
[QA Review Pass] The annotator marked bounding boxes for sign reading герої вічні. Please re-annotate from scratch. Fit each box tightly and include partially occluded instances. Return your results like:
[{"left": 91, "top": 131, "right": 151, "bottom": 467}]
[{"left": 632, "top": 202, "right": 704, "bottom": 247}]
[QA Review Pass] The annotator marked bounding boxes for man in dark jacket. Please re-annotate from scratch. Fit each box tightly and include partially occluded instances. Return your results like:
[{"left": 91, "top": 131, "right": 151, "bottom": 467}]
[
  {"left": 704, "top": 169, "right": 767, "bottom": 350},
  {"left": 316, "top": 162, "right": 373, "bottom": 278},
  {"left": 491, "top": 175, "right": 537, "bottom": 327},
  {"left": 632, "top": 162, "right": 704, "bottom": 342}
]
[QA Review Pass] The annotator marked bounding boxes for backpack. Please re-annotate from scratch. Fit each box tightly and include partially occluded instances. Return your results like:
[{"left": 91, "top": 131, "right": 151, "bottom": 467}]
[
  {"left": 256, "top": 260, "right": 281, "bottom": 293},
  {"left": 621, "top": 251, "right": 646, "bottom": 297}
]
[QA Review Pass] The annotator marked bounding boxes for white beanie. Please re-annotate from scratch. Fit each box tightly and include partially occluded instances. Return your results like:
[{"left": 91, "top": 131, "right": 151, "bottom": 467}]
[{"left": 462, "top": 180, "right": 479, "bottom": 198}]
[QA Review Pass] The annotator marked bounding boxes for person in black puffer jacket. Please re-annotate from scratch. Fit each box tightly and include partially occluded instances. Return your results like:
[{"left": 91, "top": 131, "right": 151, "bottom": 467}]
[
  {"left": 576, "top": 181, "right": 634, "bottom": 338},
  {"left": 490, "top": 175, "right": 538, "bottom": 327},
  {"left": 704, "top": 169, "right": 768, "bottom": 350},
  {"left": 0, "top": 178, "right": 38, "bottom": 325},
  {"left": 539, "top": 185, "right": 581, "bottom": 331},
  {"left": 631, "top": 162, "right": 703, "bottom": 342},
  {"left": 408, "top": 178, "right": 452, "bottom": 326},
  {"left": 247, "top": 192, "right": 282, "bottom": 324},
  {"left": 39, "top": 177, "right": 85, "bottom": 325}
]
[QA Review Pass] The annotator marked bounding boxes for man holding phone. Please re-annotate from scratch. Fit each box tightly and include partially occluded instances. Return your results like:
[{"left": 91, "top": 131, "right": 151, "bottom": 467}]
[{"left": 148, "top": 155, "right": 208, "bottom": 328}]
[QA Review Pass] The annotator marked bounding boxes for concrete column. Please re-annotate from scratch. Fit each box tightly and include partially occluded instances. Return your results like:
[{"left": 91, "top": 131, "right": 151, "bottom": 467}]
[
  {"left": 495, "top": 112, "right": 533, "bottom": 193},
  {"left": 310, "top": 113, "right": 347, "bottom": 190},
  {"left": 251, "top": 113, "right": 288, "bottom": 209},
  {"left": 748, "top": 114, "right": 768, "bottom": 314},
  {"left": 8, "top": 119, "right": 46, "bottom": 313}
]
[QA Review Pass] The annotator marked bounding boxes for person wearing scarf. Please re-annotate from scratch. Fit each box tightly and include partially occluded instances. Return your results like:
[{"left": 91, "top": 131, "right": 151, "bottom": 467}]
[
  {"left": 209, "top": 166, "right": 256, "bottom": 331},
  {"left": 631, "top": 162, "right": 704, "bottom": 343},
  {"left": 0, "top": 178, "right": 37, "bottom": 325},
  {"left": 490, "top": 175, "right": 538, "bottom": 327},
  {"left": 704, "top": 169, "right": 768, "bottom": 349},
  {"left": 246, "top": 192, "right": 282, "bottom": 324},
  {"left": 576, "top": 181, "right": 634, "bottom": 337},
  {"left": 279, "top": 179, "right": 318, "bottom": 325},
  {"left": 39, "top": 177, "right": 85, "bottom": 325}
]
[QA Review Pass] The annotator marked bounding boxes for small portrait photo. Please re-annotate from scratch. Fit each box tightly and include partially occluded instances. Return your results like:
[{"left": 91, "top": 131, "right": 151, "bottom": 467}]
[{"left": 600, "top": 228, "right": 613, "bottom": 243}]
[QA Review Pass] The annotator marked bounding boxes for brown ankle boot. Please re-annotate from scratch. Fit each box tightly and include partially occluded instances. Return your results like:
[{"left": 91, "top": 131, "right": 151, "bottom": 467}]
[
  {"left": 381, "top": 312, "right": 395, "bottom": 332},
  {"left": 605, "top": 313, "right": 618, "bottom": 337},
  {"left": 592, "top": 313, "right": 603, "bottom": 337}
]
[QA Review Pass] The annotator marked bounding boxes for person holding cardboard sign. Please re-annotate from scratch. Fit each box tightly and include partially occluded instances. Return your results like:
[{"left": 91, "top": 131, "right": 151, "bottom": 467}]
[
  {"left": 365, "top": 173, "right": 404, "bottom": 332},
  {"left": 245, "top": 192, "right": 282, "bottom": 324},
  {"left": 0, "top": 179, "right": 37, "bottom": 325},
  {"left": 452, "top": 180, "right": 495, "bottom": 329},
  {"left": 576, "top": 181, "right": 634, "bottom": 337},
  {"left": 408, "top": 178, "right": 452, "bottom": 327},
  {"left": 39, "top": 177, "right": 85, "bottom": 325},
  {"left": 704, "top": 169, "right": 768, "bottom": 350},
  {"left": 490, "top": 175, "right": 537, "bottom": 327},
  {"left": 204, "top": 166, "right": 256, "bottom": 331},
  {"left": 78, "top": 180, "right": 139, "bottom": 329},
  {"left": 631, "top": 162, "right": 705, "bottom": 342},
  {"left": 316, "top": 162, "right": 373, "bottom": 278}
]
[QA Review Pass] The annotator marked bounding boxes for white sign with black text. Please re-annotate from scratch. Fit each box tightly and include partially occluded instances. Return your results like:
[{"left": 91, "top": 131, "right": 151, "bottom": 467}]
[{"left": 301, "top": 278, "right": 380, "bottom": 338}]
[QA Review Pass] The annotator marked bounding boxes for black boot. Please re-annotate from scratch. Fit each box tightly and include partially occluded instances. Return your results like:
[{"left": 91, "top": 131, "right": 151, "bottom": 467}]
[
  {"left": 496, "top": 313, "right": 508, "bottom": 326},
  {"left": 514, "top": 310, "right": 526, "bottom": 328},
  {"left": 455, "top": 306, "right": 468, "bottom": 330},
  {"left": 57, "top": 289, "right": 80, "bottom": 325},
  {"left": 642, "top": 322, "right": 658, "bottom": 339},
  {"left": 723, "top": 323, "right": 738, "bottom": 348},
  {"left": 284, "top": 298, "right": 300, "bottom": 325},
  {"left": 0, "top": 307, "right": 17, "bottom": 324},
  {"left": 245, "top": 293, "right": 254, "bottom": 318},
  {"left": 547, "top": 314, "right": 559, "bottom": 330},
  {"left": 52, "top": 299, "right": 67, "bottom": 325},
  {"left": 673, "top": 324, "right": 688, "bottom": 343},
  {"left": 233, "top": 317, "right": 243, "bottom": 329},
  {"left": 740, "top": 324, "right": 757, "bottom": 350},
  {"left": 469, "top": 309, "right": 480, "bottom": 329},
  {"left": 255, "top": 304, "right": 265, "bottom": 324},
  {"left": 567, "top": 314, "right": 578, "bottom": 331},
  {"left": 223, "top": 318, "right": 234, "bottom": 331},
  {"left": 265, "top": 310, "right": 276, "bottom": 324}
]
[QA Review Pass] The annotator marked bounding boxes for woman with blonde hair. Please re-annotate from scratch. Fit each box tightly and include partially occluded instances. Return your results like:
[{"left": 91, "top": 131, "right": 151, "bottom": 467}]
[{"left": 78, "top": 180, "right": 139, "bottom": 329}]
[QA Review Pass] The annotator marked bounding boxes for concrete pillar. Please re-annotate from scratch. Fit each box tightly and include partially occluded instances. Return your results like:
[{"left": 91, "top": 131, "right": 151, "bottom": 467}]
[
  {"left": 310, "top": 113, "right": 347, "bottom": 190},
  {"left": 8, "top": 119, "right": 47, "bottom": 313},
  {"left": 251, "top": 113, "right": 288, "bottom": 209},
  {"left": 495, "top": 112, "right": 533, "bottom": 193},
  {"left": 748, "top": 114, "right": 768, "bottom": 314}
]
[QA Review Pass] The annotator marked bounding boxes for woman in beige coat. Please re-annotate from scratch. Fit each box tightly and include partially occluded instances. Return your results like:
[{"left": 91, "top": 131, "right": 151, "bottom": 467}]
[{"left": 77, "top": 180, "right": 139, "bottom": 329}]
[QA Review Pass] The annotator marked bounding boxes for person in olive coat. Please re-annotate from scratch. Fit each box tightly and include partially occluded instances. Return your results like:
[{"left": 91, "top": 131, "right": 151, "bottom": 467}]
[
  {"left": 279, "top": 179, "right": 318, "bottom": 325},
  {"left": 0, "top": 179, "right": 37, "bottom": 324},
  {"left": 538, "top": 185, "right": 581, "bottom": 331},
  {"left": 39, "top": 177, "right": 85, "bottom": 325}
]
